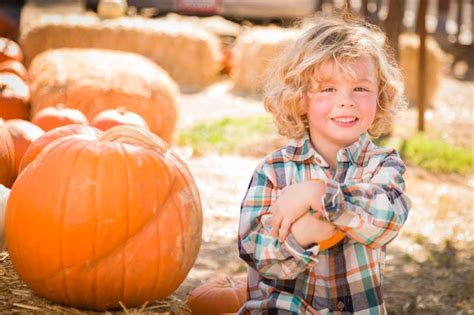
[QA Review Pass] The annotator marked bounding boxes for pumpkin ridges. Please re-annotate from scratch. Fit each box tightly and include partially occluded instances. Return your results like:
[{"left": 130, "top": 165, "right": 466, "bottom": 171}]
[
  {"left": 60, "top": 139, "right": 93, "bottom": 307},
  {"left": 147, "top": 157, "right": 171, "bottom": 299}
]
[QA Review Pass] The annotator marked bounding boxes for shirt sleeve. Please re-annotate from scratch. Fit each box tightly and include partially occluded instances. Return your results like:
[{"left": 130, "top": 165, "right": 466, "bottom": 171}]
[
  {"left": 322, "top": 153, "right": 412, "bottom": 248},
  {"left": 238, "top": 165, "right": 319, "bottom": 280}
]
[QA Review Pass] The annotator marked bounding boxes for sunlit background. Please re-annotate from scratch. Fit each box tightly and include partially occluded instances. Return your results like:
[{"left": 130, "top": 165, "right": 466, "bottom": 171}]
[{"left": 0, "top": 0, "right": 473, "bottom": 313}]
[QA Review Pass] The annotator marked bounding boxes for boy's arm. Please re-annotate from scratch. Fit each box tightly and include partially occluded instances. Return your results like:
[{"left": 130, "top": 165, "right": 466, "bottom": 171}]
[
  {"left": 322, "top": 153, "right": 412, "bottom": 248},
  {"left": 290, "top": 212, "right": 337, "bottom": 248},
  {"left": 238, "top": 166, "right": 320, "bottom": 280}
]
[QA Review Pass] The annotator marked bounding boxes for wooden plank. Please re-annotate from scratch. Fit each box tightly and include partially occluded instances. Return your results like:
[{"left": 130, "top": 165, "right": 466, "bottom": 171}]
[
  {"left": 417, "top": 0, "right": 428, "bottom": 132},
  {"left": 361, "top": 0, "right": 369, "bottom": 17},
  {"left": 384, "top": 0, "right": 404, "bottom": 58}
]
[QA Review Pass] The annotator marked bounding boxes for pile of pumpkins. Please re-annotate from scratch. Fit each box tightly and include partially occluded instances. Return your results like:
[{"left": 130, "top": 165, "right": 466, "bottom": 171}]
[{"left": 0, "top": 36, "right": 204, "bottom": 310}]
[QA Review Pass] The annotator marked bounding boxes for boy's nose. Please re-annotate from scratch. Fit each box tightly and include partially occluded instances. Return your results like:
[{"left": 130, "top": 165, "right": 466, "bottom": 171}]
[
  {"left": 338, "top": 102, "right": 354, "bottom": 108},
  {"left": 337, "top": 91, "right": 355, "bottom": 107}
]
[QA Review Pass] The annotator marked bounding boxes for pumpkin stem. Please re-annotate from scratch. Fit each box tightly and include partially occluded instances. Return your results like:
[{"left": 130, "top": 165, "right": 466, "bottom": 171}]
[
  {"left": 0, "top": 84, "right": 6, "bottom": 93},
  {"left": 116, "top": 106, "right": 126, "bottom": 115},
  {"left": 55, "top": 103, "right": 65, "bottom": 109},
  {"left": 99, "top": 125, "right": 169, "bottom": 153}
]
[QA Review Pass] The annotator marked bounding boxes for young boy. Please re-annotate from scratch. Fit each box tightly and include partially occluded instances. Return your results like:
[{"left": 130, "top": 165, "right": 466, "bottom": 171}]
[{"left": 238, "top": 15, "right": 412, "bottom": 314}]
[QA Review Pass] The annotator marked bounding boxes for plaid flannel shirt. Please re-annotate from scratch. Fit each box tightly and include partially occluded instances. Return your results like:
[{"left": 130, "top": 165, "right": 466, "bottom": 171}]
[{"left": 238, "top": 132, "right": 411, "bottom": 314}]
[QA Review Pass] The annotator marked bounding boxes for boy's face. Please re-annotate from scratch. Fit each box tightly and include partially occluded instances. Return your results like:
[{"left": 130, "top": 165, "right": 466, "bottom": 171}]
[{"left": 305, "top": 57, "right": 378, "bottom": 150}]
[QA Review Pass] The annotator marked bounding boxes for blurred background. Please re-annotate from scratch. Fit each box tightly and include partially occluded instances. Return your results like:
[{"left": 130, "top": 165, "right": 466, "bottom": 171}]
[{"left": 0, "top": 0, "right": 473, "bottom": 314}]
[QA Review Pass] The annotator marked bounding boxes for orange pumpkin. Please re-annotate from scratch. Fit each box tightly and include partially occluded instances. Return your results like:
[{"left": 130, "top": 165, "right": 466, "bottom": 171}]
[
  {"left": 32, "top": 104, "right": 89, "bottom": 131},
  {"left": 0, "top": 60, "right": 28, "bottom": 80},
  {"left": 6, "top": 126, "right": 203, "bottom": 310},
  {"left": 314, "top": 211, "right": 345, "bottom": 251},
  {"left": 0, "top": 37, "right": 23, "bottom": 63},
  {"left": 91, "top": 107, "right": 149, "bottom": 131},
  {"left": 0, "top": 73, "right": 30, "bottom": 120},
  {"left": 187, "top": 276, "right": 247, "bottom": 315},
  {"left": 19, "top": 124, "right": 102, "bottom": 173},
  {"left": 5, "top": 119, "right": 43, "bottom": 179},
  {"left": 0, "top": 119, "right": 15, "bottom": 187}
]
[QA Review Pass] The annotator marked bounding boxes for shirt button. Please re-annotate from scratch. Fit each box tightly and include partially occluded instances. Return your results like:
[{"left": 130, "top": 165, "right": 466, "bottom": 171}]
[{"left": 337, "top": 301, "right": 345, "bottom": 310}]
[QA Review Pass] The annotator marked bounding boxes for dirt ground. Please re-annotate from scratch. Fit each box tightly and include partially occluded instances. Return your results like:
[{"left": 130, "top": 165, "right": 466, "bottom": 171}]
[{"left": 1, "top": 76, "right": 473, "bottom": 314}]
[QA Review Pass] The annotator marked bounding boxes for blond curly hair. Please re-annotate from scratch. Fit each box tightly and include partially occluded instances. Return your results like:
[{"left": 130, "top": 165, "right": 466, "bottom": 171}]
[{"left": 264, "top": 14, "right": 407, "bottom": 139}]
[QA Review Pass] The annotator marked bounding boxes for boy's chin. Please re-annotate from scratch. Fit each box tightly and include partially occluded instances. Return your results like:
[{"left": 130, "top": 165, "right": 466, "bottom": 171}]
[{"left": 333, "top": 133, "right": 363, "bottom": 146}]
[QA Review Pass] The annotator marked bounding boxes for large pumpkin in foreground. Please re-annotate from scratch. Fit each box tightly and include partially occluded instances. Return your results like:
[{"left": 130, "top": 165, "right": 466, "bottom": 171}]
[{"left": 6, "top": 125, "right": 203, "bottom": 310}]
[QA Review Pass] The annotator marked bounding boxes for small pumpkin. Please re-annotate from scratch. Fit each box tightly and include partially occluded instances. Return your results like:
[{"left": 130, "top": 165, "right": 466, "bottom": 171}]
[
  {"left": 19, "top": 124, "right": 102, "bottom": 173},
  {"left": 90, "top": 107, "right": 149, "bottom": 131},
  {"left": 5, "top": 119, "right": 44, "bottom": 179},
  {"left": 314, "top": 211, "right": 345, "bottom": 251},
  {"left": 187, "top": 276, "right": 247, "bottom": 315},
  {"left": 0, "top": 119, "right": 15, "bottom": 187},
  {"left": 0, "top": 60, "right": 28, "bottom": 80},
  {"left": 32, "top": 104, "right": 89, "bottom": 131},
  {"left": 0, "top": 73, "right": 30, "bottom": 120},
  {"left": 0, "top": 37, "right": 23, "bottom": 63},
  {"left": 6, "top": 126, "right": 202, "bottom": 310}
]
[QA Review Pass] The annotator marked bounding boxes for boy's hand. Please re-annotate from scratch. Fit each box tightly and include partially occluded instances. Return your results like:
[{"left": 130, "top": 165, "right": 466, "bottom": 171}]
[
  {"left": 290, "top": 213, "right": 337, "bottom": 248},
  {"left": 271, "top": 180, "right": 326, "bottom": 242}
]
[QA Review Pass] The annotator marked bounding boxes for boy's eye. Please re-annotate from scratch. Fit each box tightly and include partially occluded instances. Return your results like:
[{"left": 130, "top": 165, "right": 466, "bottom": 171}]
[
  {"left": 354, "top": 87, "right": 369, "bottom": 92},
  {"left": 320, "top": 87, "right": 335, "bottom": 92}
]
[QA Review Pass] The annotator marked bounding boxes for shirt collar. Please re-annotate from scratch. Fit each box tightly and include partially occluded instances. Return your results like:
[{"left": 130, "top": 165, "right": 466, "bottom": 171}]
[{"left": 283, "top": 131, "right": 371, "bottom": 167}]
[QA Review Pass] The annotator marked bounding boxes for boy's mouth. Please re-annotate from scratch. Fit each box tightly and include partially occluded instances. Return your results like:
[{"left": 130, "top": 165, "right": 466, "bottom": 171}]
[{"left": 330, "top": 116, "right": 359, "bottom": 126}]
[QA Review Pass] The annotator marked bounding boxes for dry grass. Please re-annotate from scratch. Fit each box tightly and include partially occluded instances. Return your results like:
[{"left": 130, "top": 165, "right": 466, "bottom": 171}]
[{"left": 0, "top": 252, "right": 190, "bottom": 315}]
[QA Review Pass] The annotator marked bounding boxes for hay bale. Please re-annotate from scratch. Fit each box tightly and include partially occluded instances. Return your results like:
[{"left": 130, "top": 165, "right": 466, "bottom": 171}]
[
  {"left": 19, "top": 1, "right": 85, "bottom": 35},
  {"left": 231, "top": 26, "right": 301, "bottom": 96},
  {"left": 28, "top": 48, "right": 178, "bottom": 143},
  {"left": 20, "top": 14, "right": 223, "bottom": 92},
  {"left": 163, "top": 13, "right": 241, "bottom": 37},
  {"left": 398, "top": 33, "right": 446, "bottom": 107}
]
